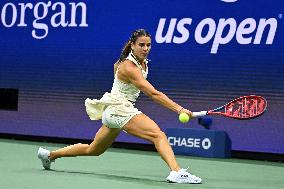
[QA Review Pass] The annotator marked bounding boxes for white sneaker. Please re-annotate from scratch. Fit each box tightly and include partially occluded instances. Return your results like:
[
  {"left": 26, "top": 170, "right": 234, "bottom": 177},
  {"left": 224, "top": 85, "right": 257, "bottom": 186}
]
[
  {"left": 37, "top": 147, "right": 53, "bottom": 170},
  {"left": 166, "top": 168, "right": 202, "bottom": 184}
]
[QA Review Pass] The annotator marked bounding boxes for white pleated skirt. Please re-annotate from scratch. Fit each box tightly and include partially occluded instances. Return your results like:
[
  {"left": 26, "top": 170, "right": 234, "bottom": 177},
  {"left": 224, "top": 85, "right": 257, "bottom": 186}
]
[{"left": 85, "top": 92, "right": 142, "bottom": 129}]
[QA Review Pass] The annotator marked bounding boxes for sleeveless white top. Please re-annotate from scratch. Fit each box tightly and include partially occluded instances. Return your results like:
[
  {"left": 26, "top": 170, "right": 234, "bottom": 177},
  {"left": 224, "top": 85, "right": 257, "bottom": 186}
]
[
  {"left": 85, "top": 52, "right": 149, "bottom": 120},
  {"left": 110, "top": 52, "right": 148, "bottom": 103}
]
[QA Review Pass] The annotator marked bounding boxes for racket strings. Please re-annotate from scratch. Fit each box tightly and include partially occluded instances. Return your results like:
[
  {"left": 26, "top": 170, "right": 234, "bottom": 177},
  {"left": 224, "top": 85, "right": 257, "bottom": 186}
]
[{"left": 226, "top": 97, "right": 266, "bottom": 119}]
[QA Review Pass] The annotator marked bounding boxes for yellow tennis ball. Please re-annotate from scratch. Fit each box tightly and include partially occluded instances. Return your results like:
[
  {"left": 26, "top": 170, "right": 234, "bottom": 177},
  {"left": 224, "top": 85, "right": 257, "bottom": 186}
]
[{"left": 179, "top": 112, "right": 190, "bottom": 123}]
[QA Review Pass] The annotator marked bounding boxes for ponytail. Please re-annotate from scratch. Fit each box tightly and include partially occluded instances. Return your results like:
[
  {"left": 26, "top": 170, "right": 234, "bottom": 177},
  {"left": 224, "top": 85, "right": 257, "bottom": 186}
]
[{"left": 119, "top": 41, "right": 132, "bottom": 62}]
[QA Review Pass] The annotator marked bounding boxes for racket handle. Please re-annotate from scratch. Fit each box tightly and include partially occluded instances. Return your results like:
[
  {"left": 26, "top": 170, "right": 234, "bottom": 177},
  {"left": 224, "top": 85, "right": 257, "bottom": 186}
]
[{"left": 192, "top": 111, "right": 207, "bottom": 117}]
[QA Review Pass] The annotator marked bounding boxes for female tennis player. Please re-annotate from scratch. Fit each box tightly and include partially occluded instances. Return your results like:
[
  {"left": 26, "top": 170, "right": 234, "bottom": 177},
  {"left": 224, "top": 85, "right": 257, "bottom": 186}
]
[{"left": 38, "top": 29, "right": 201, "bottom": 184}]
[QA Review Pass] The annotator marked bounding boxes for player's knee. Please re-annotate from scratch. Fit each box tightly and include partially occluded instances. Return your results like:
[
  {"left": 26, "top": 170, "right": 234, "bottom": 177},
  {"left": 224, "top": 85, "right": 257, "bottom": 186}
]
[
  {"left": 90, "top": 151, "right": 104, "bottom": 156},
  {"left": 152, "top": 130, "right": 167, "bottom": 143},
  {"left": 86, "top": 146, "right": 105, "bottom": 156}
]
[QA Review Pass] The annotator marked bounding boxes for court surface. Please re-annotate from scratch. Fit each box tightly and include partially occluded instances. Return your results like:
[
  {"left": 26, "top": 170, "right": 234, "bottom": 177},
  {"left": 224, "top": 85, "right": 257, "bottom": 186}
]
[{"left": 0, "top": 138, "right": 283, "bottom": 189}]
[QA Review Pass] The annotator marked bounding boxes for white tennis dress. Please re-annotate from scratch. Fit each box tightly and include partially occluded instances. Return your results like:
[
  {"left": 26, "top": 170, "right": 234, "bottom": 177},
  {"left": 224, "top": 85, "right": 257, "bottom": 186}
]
[{"left": 85, "top": 52, "right": 148, "bottom": 129}]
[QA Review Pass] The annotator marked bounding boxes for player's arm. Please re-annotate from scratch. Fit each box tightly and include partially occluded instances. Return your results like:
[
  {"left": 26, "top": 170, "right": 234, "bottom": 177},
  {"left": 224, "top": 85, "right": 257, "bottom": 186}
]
[{"left": 124, "top": 62, "right": 188, "bottom": 114}]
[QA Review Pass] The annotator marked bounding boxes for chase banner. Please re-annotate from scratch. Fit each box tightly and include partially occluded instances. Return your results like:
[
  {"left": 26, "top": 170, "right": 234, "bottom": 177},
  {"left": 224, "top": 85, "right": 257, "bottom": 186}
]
[{"left": 166, "top": 128, "right": 231, "bottom": 158}]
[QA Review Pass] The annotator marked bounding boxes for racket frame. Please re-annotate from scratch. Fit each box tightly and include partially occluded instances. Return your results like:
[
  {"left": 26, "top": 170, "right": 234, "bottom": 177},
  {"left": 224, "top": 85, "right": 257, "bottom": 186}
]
[{"left": 192, "top": 95, "right": 267, "bottom": 120}]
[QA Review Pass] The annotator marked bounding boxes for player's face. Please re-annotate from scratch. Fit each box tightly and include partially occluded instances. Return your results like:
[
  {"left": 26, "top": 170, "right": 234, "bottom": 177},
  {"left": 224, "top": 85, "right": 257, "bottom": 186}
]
[{"left": 132, "top": 36, "right": 151, "bottom": 62}]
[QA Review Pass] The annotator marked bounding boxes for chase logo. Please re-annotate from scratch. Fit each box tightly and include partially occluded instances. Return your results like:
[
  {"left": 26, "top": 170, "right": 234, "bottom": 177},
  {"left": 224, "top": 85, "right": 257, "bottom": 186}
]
[
  {"left": 168, "top": 137, "right": 212, "bottom": 150},
  {"left": 220, "top": 0, "right": 238, "bottom": 2}
]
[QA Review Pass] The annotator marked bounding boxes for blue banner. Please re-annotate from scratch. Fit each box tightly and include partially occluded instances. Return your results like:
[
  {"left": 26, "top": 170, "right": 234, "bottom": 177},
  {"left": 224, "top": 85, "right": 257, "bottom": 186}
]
[
  {"left": 166, "top": 128, "right": 231, "bottom": 158},
  {"left": 0, "top": 0, "right": 283, "bottom": 154}
]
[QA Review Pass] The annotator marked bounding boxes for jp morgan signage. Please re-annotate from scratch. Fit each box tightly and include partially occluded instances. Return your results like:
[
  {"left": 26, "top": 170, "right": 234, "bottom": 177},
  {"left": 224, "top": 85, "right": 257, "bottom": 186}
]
[
  {"left": 0, "top": 1, "right": 88, "bottom": 39},
  {"left": 166, "top": 128, "right": 231, "bottom": 158}
]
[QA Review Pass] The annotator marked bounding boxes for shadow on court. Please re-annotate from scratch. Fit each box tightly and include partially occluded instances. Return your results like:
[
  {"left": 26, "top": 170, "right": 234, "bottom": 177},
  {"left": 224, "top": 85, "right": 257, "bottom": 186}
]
[
  {"left": 50, "top": 169, "right": 165, "bottom": 184},
  {"left": 38, "top": 169, "right": 204, "bottom": 188}
]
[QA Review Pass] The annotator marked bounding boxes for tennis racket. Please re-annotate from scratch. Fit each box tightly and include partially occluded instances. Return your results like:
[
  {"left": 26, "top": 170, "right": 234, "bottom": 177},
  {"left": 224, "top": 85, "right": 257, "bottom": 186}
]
[{"left": 192, "top": 95, "right": 267, "bottom": 120}]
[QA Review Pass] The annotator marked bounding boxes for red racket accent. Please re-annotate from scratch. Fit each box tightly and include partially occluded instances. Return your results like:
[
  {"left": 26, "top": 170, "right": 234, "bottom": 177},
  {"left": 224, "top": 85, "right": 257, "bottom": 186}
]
[{"left": 208, "top": 95, "right": 267, "bottom": 119}]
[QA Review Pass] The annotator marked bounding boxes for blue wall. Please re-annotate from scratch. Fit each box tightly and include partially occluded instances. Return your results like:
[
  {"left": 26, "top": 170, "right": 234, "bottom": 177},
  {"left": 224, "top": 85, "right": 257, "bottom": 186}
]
[{"left": 0, "top": 0, "right": 283, "bottom": 154}]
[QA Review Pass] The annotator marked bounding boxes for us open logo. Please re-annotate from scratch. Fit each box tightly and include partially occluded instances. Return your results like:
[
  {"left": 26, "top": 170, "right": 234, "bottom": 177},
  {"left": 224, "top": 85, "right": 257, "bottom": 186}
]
[{"left": 155, "top": 0, "right": 279, "bottom": 54}]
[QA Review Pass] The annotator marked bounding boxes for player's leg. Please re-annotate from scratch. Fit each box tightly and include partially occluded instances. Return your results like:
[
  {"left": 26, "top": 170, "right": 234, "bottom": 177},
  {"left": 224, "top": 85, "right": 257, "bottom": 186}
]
[
  {"left": 122, "top": 113, "right": 202, "bottom": 184},
  {"left": 49, "top": 125, "right": 120, "bottom": 160},
  {"left": 122, "top": 113, "right": 180, "bottom": 171},
  {"left": 38, "top": 125, "right": 120, "bottom": 169}
]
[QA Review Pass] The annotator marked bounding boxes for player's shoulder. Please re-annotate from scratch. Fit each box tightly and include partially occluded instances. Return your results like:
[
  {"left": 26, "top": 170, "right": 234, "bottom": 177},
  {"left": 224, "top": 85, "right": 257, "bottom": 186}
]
[
  {"left": 121, "top": 59, "right": 139, "bottom": 71},
  {"left": 123, "top": 59, "right": 135, "bottom": 66},
  {"left": 119, "top": 60, "right": 142, "bottom": 79}
]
